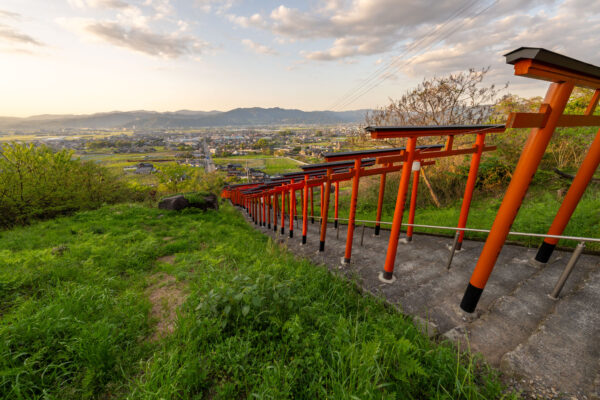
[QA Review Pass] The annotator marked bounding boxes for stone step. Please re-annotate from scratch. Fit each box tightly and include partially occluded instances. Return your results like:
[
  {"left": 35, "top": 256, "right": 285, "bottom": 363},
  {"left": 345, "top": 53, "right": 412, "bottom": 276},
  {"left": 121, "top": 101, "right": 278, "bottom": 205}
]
[
  {"left": 500, "top": 265, "right": 600, "bottom": 398},
  {"left": 445, "top": 251, "right": 597, "bottom": 365}
]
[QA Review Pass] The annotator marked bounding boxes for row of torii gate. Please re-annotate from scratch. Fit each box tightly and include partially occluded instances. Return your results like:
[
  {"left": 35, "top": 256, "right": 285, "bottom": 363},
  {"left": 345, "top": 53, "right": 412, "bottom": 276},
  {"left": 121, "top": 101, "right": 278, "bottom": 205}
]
[{"left": 222, "top": 47, "right": 600, "bottom": 313}]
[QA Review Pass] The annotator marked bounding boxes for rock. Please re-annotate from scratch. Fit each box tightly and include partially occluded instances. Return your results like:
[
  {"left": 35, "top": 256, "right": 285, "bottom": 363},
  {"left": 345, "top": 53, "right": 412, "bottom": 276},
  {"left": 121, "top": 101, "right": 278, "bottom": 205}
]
[
  {"left": 187, "top": 193, "right": 219, "bottom": 211},
  {"left": 157, "top": 193, "right": 219, "bottom": 211},
  {"left": 158, "top": 195, "right": 189, "bottom": 211}
]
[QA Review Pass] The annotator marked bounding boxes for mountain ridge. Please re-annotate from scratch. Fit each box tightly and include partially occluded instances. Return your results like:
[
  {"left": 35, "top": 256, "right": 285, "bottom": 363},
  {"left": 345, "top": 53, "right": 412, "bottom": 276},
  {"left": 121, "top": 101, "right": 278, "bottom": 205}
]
[{"left": 0, "top": 107, "right": 368, "bottom": 130}]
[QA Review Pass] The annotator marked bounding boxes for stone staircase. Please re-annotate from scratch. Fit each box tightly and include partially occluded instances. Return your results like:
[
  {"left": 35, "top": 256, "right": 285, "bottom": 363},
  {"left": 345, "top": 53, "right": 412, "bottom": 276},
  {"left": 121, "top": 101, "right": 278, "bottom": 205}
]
[{"left": 243, "top": 209, "right": 600, "bottom": 399}]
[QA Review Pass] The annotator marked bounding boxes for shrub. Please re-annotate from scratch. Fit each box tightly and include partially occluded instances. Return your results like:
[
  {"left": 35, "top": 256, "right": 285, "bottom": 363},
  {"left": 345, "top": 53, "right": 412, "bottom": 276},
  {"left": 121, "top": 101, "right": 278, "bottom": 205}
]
[{"left": 0, "top": 142, "right": 132, "bottom": 228}]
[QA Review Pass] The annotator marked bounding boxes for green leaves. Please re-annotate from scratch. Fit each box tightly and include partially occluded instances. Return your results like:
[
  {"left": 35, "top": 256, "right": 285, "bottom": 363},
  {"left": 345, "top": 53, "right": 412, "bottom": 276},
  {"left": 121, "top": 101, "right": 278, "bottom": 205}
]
[{"left": 0, "top": 142, "right": 131, "bottom": 228}]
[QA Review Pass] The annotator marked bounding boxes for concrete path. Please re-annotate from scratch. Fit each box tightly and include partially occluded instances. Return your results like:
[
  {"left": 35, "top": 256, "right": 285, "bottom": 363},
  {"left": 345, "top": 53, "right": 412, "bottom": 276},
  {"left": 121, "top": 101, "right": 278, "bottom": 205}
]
[{"left": 242, "top": 208, "right": 600, "bottom": 400}]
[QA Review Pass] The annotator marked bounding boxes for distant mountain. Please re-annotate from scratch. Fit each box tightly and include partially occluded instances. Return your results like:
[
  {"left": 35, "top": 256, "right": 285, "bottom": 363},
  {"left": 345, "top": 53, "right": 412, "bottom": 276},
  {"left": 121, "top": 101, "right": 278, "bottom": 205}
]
[{"left": 0, "top": 108, "right": 368, "bottom": 130}]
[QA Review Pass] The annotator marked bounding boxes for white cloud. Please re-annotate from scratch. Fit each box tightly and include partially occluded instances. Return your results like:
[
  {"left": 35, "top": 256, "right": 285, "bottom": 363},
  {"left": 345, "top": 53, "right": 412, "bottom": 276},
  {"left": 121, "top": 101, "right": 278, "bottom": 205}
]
[
  {"left": 196, "top": 0, "right": 237, "bottom": 14},
  {"left": 68, "top": 0, "right": 130, "bottom": 9},
  {"left": 0, "top": 9, "right": 45, "bottom": 53},
  {"left": 228, "top": 0, "right": 600, "bottom": 93},
  {"left": 242, "top": 38, "right": 278, "bottom": 55}
]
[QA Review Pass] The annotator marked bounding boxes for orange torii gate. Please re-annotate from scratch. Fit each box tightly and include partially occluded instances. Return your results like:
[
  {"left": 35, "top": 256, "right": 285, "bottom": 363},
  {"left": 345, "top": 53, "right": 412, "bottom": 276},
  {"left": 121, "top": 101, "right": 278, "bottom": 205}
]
[
  {"left": 455, "top": 47, "right": 600, "bottom": 312},
  {"left": 299, "top": 159, "right": 375, "bottom": 249},
  {"left": 366, "top": 125, "right": 503, "bottom": 282},
  {"left": 322, "top": 146, "right": 442, "bottom": 263},
  {"left": 366, "top": 47, "right": 600, "bottom": 312}
]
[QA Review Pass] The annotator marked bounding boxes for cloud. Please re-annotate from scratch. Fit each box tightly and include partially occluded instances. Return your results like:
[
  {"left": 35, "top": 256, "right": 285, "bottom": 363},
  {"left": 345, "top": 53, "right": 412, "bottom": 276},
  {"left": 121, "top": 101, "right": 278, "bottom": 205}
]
[
  {"left": 68, "top": 0, "right": 130, "bottom": 9},
  {"left": 0, "top": 9, "right": 20, "bottom": 19},
  {"left": 0, "top": 24, "right": 44, "bottom": 46},
  {"left": 242, "top": 38, "right": 278, "bottom": 55},
  {"left": 60, "top": 0, "right": 210, "bottom": 59},
  {"left": 196, "top": 0, "right": 236, "bottom": 14},
  {"left": 228, "top": 0, "right": 600, "bottom": 94},
  {"left": 82, "top": 20, "right": 209, "bottom": 57},
  {"left": 0, "top": 9, "right": 45, "bottom": 52}
]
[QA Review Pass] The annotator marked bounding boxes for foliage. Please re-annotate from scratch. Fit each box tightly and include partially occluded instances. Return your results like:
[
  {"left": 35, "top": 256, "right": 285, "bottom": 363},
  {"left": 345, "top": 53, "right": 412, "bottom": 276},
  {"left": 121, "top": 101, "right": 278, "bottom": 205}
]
[
  {"left": 366, "top": 68, "right": 506, "bottom": 128},
  {"left": 156, "top": 164, "right": 226, "bottom": 196},
  {"left": 0, "top": 203, "right": 516, "bottom": 399},
  {"left": 0, "top": 143, "right": 132, "bottom": 228}
]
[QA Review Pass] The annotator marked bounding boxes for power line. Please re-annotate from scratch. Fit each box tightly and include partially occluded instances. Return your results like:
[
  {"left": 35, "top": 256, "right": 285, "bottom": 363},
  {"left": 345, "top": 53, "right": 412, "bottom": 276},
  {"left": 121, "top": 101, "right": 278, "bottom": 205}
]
[
  {"left": 329, "top": 0, "right": 498, "bottom": 112},
  {"left": 326, "top": 0, "right": 479, "bottom": 111}
]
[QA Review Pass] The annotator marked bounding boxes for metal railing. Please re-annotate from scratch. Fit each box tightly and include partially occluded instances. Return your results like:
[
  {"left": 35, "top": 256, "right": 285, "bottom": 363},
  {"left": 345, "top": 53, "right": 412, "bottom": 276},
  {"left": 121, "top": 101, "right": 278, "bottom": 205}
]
[{"left": 263, "top": 208, "right": 598, "bottom": 299}]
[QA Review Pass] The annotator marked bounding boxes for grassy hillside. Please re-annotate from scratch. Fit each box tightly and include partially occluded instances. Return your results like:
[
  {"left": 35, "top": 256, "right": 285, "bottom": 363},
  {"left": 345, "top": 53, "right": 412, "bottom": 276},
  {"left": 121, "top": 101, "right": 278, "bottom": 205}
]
[{"left": 0, "top": 203, "right": 515, "bottom": 399}]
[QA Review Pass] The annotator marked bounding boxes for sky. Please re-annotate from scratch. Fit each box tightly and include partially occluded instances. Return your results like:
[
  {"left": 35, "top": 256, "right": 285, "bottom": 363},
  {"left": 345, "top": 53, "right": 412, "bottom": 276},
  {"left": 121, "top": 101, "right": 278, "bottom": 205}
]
[{"left": 0, "top": 0, "right": 599, "bottom": 117}]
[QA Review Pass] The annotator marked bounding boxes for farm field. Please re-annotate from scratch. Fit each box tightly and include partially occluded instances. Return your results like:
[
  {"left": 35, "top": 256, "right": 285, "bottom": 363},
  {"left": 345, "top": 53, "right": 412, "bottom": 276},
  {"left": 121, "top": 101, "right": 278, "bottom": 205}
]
[
  {"left": 213, "top": 155, "right": 304, "bottom": 175},
  {"left": 0, "top": 202, "right": 515, "bottom": 399}
]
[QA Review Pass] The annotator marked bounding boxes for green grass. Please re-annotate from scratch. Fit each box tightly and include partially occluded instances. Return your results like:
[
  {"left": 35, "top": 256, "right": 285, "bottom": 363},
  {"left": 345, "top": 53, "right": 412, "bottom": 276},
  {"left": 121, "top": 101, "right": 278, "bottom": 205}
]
[
  {"left": 0, "top": 203, "right": 516, "bottom": 399},
  {"left": 213, "top": 155, "right": 302, "bottom": 175}
]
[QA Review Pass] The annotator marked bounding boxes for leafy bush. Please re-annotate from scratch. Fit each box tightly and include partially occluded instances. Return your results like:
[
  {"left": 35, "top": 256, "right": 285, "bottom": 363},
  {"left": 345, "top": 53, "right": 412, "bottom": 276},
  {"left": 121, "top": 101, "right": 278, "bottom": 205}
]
[
  {"left": 0, "top": 142, "right": 133, "bottom": 228},
  {"left": 156, "top": 164, "right": 226, "bottom": 196}
]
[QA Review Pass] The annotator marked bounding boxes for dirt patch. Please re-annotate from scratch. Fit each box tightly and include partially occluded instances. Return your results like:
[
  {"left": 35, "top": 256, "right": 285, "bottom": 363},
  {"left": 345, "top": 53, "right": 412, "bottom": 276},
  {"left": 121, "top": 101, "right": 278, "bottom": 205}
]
[
  {"left": 146, "top": 273, "right": 187, "bottom": 341},
  {"left": 157, "top": 254, "right": 176, "bottom": 264},
  {"left": 162, "top": 236, "right": 174, "bottom": 241}
]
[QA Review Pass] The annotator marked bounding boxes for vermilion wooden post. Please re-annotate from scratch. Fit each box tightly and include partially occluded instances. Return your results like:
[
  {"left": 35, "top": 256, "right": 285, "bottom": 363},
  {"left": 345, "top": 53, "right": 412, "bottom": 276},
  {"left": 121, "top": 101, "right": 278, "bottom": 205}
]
[
  {"left": 289, "top": 179, "right": 295, "bottom": 238},
  {"left": 273, "top": 193, "right": 278, "bottom": 232},
  {"left": 374, "top": 172, "right": 386, "bottom": 236},
  {"left": 461, "top": 81, "right": 575, "bottom": 313},
  {"left": 382, "top": 137, "right": 417, "bottom": 280},
  {"left": 405, "top": 162, "right": 421, "bottom": 242},
  {"left": 262, "top": 195, "right": 266, "bottom": 226},
  {"left": 302, "top": 176, "right": 309, "bottom": 244},
  {"left": 334, "top": 182, "right": 339, "bottom": 228},
  {"left": 267, "top": 194, "right": 271, "bottom": 229},
  {"left": 280, "top": 189, "right": 285, "bottom": 235},
  {"left": 310, "top": 187, "right": 314, "bottom": 223},
  {"left": 535, "top": 91, "right": 600, "bottom": 263},
  {"left": 319, "top": 170, "right": 332, "bottom": 251},
  {"left": 343, "top": 158, "right": 361, "bottom": 264},
  {"left": 535, "top": 128, "right": 600, "bottom": 262},
  {"left": 320, "top": 183, "right": 324, "bottom": 221},
  {"left": 254, "top": 198, "right": 258, "bottom": 225},
  {"left": 456, "top": 133, "right": 485, "bottom": 249}
]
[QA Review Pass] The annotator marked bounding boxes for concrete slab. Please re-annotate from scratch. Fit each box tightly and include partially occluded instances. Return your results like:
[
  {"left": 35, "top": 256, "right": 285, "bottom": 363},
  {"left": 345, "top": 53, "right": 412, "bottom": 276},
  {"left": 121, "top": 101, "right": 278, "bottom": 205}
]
[{"left": 246, "top": 206, "right": 600, "bottom": 398}]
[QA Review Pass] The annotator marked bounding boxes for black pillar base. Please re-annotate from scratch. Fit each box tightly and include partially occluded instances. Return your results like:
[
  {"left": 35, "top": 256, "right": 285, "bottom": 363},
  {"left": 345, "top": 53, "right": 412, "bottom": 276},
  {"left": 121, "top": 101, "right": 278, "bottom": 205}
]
[
  {"left": 274, "top": 225, "right": 277, "bottom": 232},
  {"left": 268, "top": 224, "right": 271, "bottom": 229},
  {"left": 311, "top": 217, "right": 314, "bottom": 224},
  {"left": 535, "top": 241, "right": 555, "bottom": 264},
  {"left": 343, "top": 258, "right": 351, "bottom": 264},
  {"left": 302, "top": 235, "right": 306, "bottom": 244},
  {"left": 382, "top": 271, "right": 393, "bottom": 280},
  {"left": 281, "top": 227, "right": 284, "bottom": 235},
  {"left": 334, "top": 220, "right": 338, "bottom": 228},
  {"left": 405, "top": 236, "right": 412, "bottom": 242},
  {"left": 289, "top": 230, "right": 293, "bottom": 238},
  {"left": 319, "top": 241, "right": 325, "bottom": 252},
  {"left": 460, "top": 283, "right": 483, "bottom": 313},
  {"left": 456, "top": 241, "right": 462, "bottom": 251},
  {"left": 374, "top": 225, "right": 380, "bottom": 236}
]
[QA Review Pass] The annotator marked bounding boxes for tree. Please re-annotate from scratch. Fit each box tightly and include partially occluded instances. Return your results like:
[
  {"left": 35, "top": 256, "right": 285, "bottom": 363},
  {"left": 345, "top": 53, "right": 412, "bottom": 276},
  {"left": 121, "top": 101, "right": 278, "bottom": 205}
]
[
  {"left": 363, "top": 68, "right": 507, "bottom": 207},
  {"left": 366, "top": 68, "right": 506, "bottom": 127}
]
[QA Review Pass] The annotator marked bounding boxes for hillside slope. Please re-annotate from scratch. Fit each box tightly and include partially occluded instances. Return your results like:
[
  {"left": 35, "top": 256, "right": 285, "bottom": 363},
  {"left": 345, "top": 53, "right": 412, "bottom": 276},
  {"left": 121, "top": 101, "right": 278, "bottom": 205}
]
[{"left": 0, "top": 203, "right": 513, "bottom": 399}]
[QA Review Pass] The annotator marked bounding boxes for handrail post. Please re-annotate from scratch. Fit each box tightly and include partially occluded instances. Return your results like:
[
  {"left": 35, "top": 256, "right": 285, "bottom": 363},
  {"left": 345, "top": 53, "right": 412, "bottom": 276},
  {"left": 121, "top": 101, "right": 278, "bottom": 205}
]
[
  {"left": 360, "top": 223, "right": 366, "bottom": 246},
  {"left": 549, "top": 241, "right": 586, "bottom": 299},
  {"left": 446, "top": 231, "right": 460, "bottom": 270}
]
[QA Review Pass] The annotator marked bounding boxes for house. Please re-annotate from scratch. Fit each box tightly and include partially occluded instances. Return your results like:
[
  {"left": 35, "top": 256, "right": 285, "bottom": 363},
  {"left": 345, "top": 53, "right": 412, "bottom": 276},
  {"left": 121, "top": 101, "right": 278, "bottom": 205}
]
[{"left": 134, "top": 162, "right": 156, "bottom": 174}]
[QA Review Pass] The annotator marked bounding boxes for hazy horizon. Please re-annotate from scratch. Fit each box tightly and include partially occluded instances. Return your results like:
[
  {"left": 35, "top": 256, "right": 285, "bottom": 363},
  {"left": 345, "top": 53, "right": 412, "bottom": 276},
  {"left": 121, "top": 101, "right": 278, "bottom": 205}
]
[{"left": 1, "top": 0, "right": 598, "bottom": 117}]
